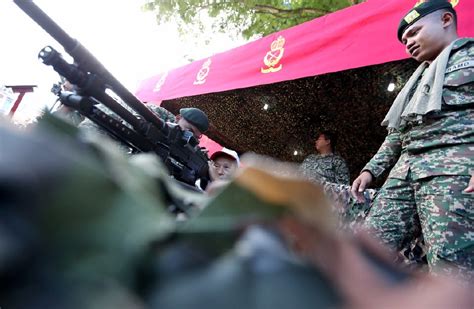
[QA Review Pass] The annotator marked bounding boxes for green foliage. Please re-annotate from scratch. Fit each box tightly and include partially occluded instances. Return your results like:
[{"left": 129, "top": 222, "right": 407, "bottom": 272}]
[{"left": 142, "top": 0, "right": 362, "bottom": 40}]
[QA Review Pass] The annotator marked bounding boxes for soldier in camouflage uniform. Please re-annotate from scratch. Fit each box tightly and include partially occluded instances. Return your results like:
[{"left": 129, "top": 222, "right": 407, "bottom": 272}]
[
  {"left": 299, "top": 130, "right": 350, "bottom": 185},
  {"left": 351, "top": 0, "right": 473, "bottom": 281}
]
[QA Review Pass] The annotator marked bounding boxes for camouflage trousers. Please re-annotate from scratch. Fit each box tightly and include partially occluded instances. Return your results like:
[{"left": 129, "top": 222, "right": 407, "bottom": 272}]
[
  {"left": 320, "top": 181, "right": 427, "bottom": 267},
  {"left": 364, "top": 174, "right": 474, "bottom": 281}
]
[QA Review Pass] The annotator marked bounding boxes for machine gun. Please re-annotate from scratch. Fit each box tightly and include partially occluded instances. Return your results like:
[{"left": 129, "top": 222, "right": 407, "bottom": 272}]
[{"left": 14, "top": 0, "right": 210, "bottom": 187}]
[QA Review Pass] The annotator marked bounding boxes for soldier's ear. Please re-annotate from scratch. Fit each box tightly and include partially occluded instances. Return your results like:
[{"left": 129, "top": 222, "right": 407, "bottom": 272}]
[{"left": 441, "top": 11, "right": 455, "bottom": 28}]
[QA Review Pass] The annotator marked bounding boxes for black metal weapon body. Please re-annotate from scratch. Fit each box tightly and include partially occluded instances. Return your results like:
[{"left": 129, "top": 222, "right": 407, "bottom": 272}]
[{"left": 14, "top": 0, "right": 209, "bottom": 186}]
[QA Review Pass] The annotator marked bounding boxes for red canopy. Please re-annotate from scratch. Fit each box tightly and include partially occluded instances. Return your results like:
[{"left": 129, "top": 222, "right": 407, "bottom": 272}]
[
  {"left": 199, "top": 134, "right": 223, "bottom": 156},
  {"left": 136, "top": 0, "right": 474, "bottom": 103}
]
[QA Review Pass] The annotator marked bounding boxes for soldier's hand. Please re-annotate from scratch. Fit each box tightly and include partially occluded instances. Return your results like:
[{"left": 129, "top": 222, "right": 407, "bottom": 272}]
[
  {"left": 464, "top": 174, "right": 474, "bottom": 193},
  {"left": 351, "top": 171, "right": 373, "bottom": 202}
]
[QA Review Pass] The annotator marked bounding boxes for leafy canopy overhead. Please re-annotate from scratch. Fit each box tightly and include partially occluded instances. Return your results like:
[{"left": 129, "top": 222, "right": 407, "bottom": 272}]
[{"left": 142, "top": 0, "right": 364, "bottom": 41}]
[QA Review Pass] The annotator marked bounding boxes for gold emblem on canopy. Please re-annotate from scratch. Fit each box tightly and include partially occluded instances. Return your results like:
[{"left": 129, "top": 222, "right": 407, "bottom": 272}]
[
  {"left": 261, "top": 35, "right": 285, "bottom": 74},
  {"left": 194, "top": 58, "right": 212, "bottom": 85},
  {"left": 153, "top": 71, "right": 168, "bottom": 93}
]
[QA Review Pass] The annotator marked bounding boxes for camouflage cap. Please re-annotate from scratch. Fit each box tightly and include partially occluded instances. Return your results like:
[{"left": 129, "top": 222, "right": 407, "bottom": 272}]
[
  {"left": 180, "top": 107, "right": 209, "bottom": 133},
  {"left": 397, "top": 0, "right": 456, "bottom": 42}
]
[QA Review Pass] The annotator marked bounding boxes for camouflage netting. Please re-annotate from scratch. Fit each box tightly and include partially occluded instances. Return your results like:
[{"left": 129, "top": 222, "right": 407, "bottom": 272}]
[{"left": 161, "top": 58, "right": 418, "bottom": 183}]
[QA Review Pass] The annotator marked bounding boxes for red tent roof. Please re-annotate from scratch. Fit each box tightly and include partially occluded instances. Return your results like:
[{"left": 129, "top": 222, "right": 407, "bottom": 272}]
[{"left": 136, "top": 0, "right": 474, "bottom": 103}]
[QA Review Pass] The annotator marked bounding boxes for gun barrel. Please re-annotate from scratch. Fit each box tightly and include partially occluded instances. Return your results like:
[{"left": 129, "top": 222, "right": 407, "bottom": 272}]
[
  {"left": 13, "top": 0, "right": 166, "bottom": 130},
  {"left": 38, "top": 46, "right": 144, "bottom": 130}
]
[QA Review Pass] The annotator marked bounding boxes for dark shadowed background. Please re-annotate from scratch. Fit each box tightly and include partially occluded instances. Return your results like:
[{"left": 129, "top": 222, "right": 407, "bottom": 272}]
[{"left": 162, "top": 58, "right": 418, "bottom": 184}]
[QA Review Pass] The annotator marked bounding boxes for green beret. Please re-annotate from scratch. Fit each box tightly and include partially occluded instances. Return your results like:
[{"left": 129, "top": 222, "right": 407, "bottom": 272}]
[
  {"left": 397, "top": 0, "right": 456, "bottom": 42},
  {"left": 180, "top": 107, "right": 209, "bottom": 133}
]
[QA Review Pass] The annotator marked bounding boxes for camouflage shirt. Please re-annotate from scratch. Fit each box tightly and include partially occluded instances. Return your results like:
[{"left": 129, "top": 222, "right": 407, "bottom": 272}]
[
  {"left": 299, "top": 153, "right": 350, "bottom": 185},
  {"left": 146, "top": 104, "right": 176, "bottom": 123},
  {"left": 364, "top": 38, "right": 474, "bottom": 180}
]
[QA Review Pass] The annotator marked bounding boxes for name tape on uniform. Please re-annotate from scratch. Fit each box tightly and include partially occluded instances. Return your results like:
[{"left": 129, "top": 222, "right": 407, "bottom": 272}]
[{"left": 446, "top": 60, "right": 474, "bottom": 74}]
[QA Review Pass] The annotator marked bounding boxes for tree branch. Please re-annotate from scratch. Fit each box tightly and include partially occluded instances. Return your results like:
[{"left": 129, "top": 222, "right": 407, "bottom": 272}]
[
  {"left": 192, "top": 1, "right": 243, "bottom": 12},
  {"left": 348, "top": 0, "right": 366, "bottom": 4},
  {"left": 253, "top": 4, "right": 330, "bottom": 16}
]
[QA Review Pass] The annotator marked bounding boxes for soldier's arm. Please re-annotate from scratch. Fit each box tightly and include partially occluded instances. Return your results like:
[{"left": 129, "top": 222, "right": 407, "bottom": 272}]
[{"left": 361, "top": 129, "right": 402, "bottom": 178}]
